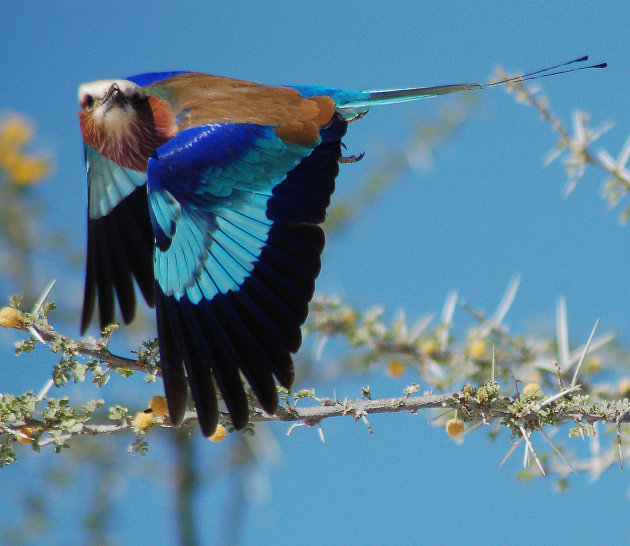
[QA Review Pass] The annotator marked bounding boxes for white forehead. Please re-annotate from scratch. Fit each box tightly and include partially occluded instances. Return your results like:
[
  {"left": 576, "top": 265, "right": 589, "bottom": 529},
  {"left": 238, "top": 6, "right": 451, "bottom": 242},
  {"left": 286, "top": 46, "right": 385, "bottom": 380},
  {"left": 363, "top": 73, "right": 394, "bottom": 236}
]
[{"left": 78, "top": 79, "right": 143, "bottom": 103}]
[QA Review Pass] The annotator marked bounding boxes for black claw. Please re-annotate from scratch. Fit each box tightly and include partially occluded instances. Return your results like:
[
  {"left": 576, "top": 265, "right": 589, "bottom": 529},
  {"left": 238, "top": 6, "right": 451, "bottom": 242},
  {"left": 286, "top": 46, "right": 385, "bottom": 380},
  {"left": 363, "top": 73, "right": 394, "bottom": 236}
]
[
  {"left": 346, "top": 110, "right": 368, "bottom": 123},
  {"left": 339, "top": 151, "right": 365, "bottom": 164}
]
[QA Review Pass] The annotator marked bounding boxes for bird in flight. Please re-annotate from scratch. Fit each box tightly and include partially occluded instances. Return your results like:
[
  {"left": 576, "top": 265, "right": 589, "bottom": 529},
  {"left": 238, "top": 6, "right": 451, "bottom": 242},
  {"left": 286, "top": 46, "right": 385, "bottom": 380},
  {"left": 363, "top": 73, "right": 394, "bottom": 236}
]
[{"left": 77, "top": 56, "right": 605, "bottom": 436}]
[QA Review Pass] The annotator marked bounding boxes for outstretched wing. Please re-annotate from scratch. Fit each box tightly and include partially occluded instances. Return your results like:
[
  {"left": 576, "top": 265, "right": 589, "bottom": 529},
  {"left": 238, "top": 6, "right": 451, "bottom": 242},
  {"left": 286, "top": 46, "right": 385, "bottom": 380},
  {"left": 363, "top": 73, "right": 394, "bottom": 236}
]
[
  {"left": 80, "top": 145, "right": 155, "bottom": 333},
  {"left": 148, "top": 116, "right": 346, "bottom": 435},
  {"left": 80, "top": 72, "right": 187, "bottom": 334}
]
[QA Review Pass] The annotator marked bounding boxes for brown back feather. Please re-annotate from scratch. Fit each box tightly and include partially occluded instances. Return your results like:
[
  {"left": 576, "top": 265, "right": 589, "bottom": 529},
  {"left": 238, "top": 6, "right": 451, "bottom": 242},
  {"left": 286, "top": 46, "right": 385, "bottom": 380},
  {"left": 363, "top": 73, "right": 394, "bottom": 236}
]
[{"left": 152, "top": 73, "right": 336, "bottom": 146}]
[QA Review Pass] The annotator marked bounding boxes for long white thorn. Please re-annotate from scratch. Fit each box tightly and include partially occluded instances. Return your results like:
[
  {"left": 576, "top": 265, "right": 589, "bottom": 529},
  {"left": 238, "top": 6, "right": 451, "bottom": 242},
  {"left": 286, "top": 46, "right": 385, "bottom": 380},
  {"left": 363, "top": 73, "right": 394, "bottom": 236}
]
[
  {"left": 617, "top": 422, "right": 624, "bottom": 472},
  {"left": 32, "top": 279, "right": 56, "bottom": 314},
  {"left": 27, "top": 326, "right": 45, "bottom": 345},
  {"left": 616, "top": 406, "right": 630, "bottom": 471},
  {"left": 519, "top": 424, "right": 545, "bottom": 475},
  {"left": 498, "top": 438, "right": 523, "bottom": 471},
  {"left": 556, "top": 297, "right": 570, "bottom": 368},
  {"left": 537, "top": 425, "right": 577, "bottom": 475},
  {"left": 26, "top": 279, "right": 57, "bottom": 345},
  {"left": 540, "top": 384, "right": 581, "bottom": 408},
  {"left": 318, "top": 423, "right": 327, "bottom": 447},
  {"left": 571, "top": 318, "right": 599, "bottom": 387},
  {"left": 439, "top": 291, "right": 457, "bottom": 350},
  {"left": 36, "top": 378, "right": 55, "bottom": 402},
  {"left": 479, "top": 276, "right": 520, "bottom": 337},
  {"left": 589, "top": 422, "right": 603, "bottom": 482}
]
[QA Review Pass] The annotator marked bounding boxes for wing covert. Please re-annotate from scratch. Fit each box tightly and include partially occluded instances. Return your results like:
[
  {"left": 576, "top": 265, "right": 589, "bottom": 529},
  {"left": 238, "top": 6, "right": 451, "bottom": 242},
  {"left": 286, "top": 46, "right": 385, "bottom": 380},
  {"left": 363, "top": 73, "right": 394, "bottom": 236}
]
[{"left": 147, "top": 118, "right": 345, "bottom": 434}]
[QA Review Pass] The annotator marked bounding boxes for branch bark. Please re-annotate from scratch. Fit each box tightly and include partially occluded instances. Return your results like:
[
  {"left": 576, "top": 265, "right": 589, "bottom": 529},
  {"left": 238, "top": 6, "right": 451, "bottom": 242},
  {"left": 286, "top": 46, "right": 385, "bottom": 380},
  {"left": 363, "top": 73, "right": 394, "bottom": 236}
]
[
  {"left": 23, "top": 321, "right": 159, "bottom": 376},
  {"left": 32, "top": 390, "right": 630, "bottom": 449}
]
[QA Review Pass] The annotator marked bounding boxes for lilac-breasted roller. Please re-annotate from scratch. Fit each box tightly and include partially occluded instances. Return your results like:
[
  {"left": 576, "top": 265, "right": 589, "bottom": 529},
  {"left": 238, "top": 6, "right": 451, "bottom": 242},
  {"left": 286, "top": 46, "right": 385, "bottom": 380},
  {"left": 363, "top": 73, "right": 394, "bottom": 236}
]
[{"left": 77, "top": 57, "right": 605, "bottom": 436}]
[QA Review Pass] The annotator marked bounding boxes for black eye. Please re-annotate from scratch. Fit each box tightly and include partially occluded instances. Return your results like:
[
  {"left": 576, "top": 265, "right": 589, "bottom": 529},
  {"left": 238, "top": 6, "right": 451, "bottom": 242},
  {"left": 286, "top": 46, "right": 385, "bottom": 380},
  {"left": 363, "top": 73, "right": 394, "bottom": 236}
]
[
  {"left": 82, "top": 94, "right": 94, "bottom": 108},
  {"left": 131, "top": 92, "right": 146, "bottom": 105}
]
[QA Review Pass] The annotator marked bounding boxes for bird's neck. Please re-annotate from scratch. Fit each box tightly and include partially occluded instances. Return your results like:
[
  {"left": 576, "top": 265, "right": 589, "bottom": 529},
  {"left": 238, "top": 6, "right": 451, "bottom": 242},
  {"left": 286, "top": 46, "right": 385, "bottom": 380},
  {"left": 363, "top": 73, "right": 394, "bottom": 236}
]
[{"left": 80, "top": 96, "right": 178, "bottom": 171}]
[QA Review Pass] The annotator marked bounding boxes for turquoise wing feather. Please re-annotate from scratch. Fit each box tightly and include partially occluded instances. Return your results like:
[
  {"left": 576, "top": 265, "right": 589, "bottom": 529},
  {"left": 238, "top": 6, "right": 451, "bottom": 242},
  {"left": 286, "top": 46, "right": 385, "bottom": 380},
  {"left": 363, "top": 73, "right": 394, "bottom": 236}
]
[{"left": 146, "top": 120, "right": 344, "bottom": 434}]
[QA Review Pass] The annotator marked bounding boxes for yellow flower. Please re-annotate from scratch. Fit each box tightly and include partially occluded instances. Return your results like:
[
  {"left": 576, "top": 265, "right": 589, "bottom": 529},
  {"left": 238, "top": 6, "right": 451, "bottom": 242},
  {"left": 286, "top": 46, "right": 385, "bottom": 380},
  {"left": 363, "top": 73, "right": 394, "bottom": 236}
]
[
  {"left": 583, "top": 356, "right": 602, "bottom": 374},
  {"left": 134, "top": 411, "right": 154, "bottom": 431},
  {"left": 0, "top": 115, "right": 52, "bottom": 186},
  {"left": 619, "top": 378, "right": 630, "bottom": 397},
  {"left": 468, "top": 339, "right": 486, "bottom": 359},
  {"left": 338, "top": 308, "right": 356, "bottom": 328},
  {"left": 0, "top": 307, "right": 20, "bottom": 328},
  {"left": 10, "top": 157, "right": 51, "bottom": 186},
  {"left": 149, "top": 395, "right": 168, "bottom": 417},
  {"left": 446, "top": 418, "right": 464, "bottom": 438},
  {"left": 387, "top": 359, "right": 405, "bottom": 377},
  {"left": 17, "top": 427, "right": 33, "bottom": 444},
  {"left": 209, "top": 423, "right": 227, "bottom": 442},
  {"left": 522, "top": 383, "right": 542, "bottom": 398},
  {"left": 420, "top": 339, "right": 439, "bottom": 356},
  {"left": 0, "top": 116, "right": 33, "bottom": 149}
]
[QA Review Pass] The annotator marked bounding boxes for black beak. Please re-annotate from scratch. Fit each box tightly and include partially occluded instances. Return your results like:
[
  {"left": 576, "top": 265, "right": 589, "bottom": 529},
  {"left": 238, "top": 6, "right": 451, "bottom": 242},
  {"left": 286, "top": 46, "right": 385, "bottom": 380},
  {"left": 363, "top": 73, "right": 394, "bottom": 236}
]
[{"left": 102, "top": 83, "right": 127, "bottom": 112}]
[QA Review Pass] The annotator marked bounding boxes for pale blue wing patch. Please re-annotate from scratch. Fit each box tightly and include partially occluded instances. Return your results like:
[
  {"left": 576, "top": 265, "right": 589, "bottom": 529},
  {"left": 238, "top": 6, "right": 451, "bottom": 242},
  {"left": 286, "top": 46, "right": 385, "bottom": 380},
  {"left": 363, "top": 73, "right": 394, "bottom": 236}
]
[
  {"left": 85, "top": 145, "right": 147, "bottom": 219},
  {"left": 152, "top": 188, "right": 273, "bottom": 302}
]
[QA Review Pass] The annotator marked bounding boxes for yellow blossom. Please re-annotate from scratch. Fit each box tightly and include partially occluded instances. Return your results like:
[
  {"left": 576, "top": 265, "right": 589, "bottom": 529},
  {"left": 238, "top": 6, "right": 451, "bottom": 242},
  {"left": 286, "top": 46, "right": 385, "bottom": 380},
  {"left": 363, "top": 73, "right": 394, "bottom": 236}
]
[
  {"left": 446, "top": 418, "right": 464, "bottom": 438},
  {"left": 468, "top": 339, "right": 486, "bottom": 359},
  {"left": 583, "top": 356, "right": 602, "bottom": 374},
  {"left": 9, "top": 157, "right": 50, "bottom": 185},
  {"left": 0, "top": 115, "right": 52, "bottom": 186},
  {"left": 522, "top": 383, "right": 542, "bottom": 398},
  {"left": 619, "top": 378, "right": 630, "bottom": 397},
  {"left": 387, "top": 359, "right": 405, "bottom": 377},
  {"left": 209, "top": 423, "right": 227, "bottom": 442},
  {"left": 17, "top": 427, "right": 33, "bottom": 444},
  {"left": 338, "top": 308, "right": 356, "bottom": 328},
  {"left": 134, "top": 411, "right": 154, "bottom": 431},
  {"left": 0, "top": 307, "right": 20, "bottom": 328},
  {"left": 0, "top": 116, "right": 32, "bottom": 149},
  {"left": 420, "top": 339, "right": 439, "bottom": 356},
  {"left": 149, "top": 395, "right": 168, "bottom": 417}
]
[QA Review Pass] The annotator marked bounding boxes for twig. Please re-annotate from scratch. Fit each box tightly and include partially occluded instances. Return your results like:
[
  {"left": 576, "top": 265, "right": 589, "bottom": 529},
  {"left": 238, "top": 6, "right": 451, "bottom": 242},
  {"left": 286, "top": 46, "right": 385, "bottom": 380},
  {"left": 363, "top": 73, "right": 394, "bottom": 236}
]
[
  {"left": 17, "top": 321, "right": 158, "bottom": 376},
  {"left": 26, "top": 387, "right": 630, "bottom": 450}
]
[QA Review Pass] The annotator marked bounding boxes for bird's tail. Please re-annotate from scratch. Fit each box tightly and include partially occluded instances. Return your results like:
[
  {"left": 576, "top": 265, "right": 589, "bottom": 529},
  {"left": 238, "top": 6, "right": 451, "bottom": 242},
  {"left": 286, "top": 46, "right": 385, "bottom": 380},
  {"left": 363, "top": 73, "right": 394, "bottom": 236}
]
[{"left": 335, "top": 55, "right": 606, "bottom": 119}]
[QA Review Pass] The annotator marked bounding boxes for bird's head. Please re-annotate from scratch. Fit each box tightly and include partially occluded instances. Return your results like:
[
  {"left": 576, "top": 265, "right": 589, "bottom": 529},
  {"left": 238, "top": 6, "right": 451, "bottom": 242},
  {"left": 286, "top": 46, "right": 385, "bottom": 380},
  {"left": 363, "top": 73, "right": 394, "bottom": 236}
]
[
  {"left": 78, "top": 79, "right": 147, "bottom": 139},
  {"left": 79, "top": 79, "right": 147, "bottom": 113},
  {"left": 78, "top": 79, "right": 176, "bottom": 170}
]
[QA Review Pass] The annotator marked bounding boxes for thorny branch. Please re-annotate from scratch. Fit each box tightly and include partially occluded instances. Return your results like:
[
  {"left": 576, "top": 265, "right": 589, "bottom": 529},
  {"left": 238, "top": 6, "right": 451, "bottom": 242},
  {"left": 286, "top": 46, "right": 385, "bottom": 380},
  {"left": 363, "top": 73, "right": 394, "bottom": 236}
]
[
  {"left": 498, "top": 68, "right": 630, "bottom": 219},
  {"left": 35, "top": 324, "right": 157, "bottom": 377},
  {"left": 4, "top": 82, "right": 630, "bottom": 482},
  {"left": 24, "top": 387, "right": 630, "bottom": 446},
  {"left": 2, "top": 276, "right": 630, "bottom": 483}
]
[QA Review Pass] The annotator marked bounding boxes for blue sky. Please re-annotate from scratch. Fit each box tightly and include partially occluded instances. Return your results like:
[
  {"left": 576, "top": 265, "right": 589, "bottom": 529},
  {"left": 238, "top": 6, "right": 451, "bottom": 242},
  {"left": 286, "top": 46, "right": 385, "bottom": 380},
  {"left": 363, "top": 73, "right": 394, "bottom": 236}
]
[{"left": 2, "top": 1, "right": 630, "bottom": 543}]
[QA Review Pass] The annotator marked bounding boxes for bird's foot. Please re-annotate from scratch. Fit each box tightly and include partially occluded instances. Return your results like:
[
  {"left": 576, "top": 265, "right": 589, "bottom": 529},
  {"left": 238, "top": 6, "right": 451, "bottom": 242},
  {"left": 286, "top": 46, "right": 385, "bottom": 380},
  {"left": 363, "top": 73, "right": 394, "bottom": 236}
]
[
  {"left": 345, "top": 110, "right": 368, "bottom": 122},
  {"left": 339, "top": 151, "right": 365, "bottom": 164}
]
